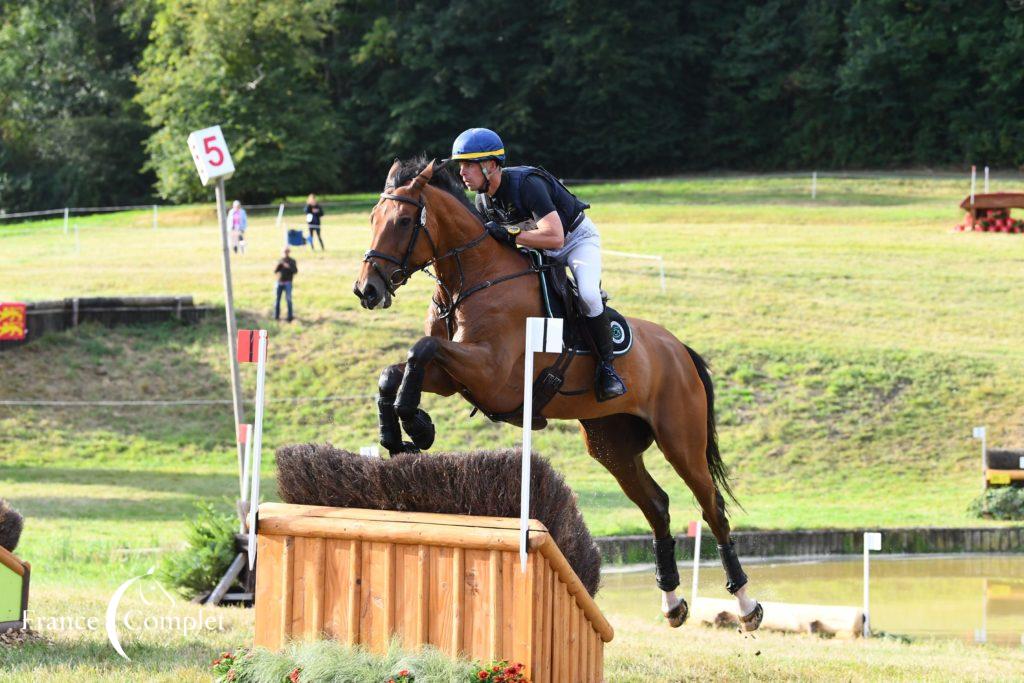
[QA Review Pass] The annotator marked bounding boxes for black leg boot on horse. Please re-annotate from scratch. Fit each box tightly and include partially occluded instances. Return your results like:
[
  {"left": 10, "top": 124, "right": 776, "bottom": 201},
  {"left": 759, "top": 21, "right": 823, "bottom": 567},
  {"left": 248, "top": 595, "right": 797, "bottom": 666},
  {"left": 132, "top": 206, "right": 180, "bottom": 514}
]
[
  {"left": 394, "top": 338, "right": 437, "bottom": 451},
  {"left": 585, "top": 309, "right": 627, "bottom": 402},
  {"left": 377, "top": 365, "right": 420, "bottom": 455},
  {"left": 654, "top": 536, "right": 688, "bottom": 627}
]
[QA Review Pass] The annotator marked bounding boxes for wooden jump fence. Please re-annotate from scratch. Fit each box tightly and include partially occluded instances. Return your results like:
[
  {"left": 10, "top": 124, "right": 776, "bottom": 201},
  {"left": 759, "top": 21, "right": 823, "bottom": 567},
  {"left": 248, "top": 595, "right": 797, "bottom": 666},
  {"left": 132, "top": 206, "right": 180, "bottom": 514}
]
[{"left": 254, "top": 503, "right": 613, "bottom": 682}]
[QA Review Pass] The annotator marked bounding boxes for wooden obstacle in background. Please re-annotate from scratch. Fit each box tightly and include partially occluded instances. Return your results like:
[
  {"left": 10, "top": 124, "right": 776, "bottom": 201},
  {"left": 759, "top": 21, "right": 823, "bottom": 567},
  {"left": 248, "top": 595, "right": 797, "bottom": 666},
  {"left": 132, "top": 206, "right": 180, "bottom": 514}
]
[
  {"left": 692, "top": 597, "right": 864, "bottom": 638},
  {"left": 0, "top": 546, "right": 30, "bottom": 631},
  {"left": 254, "top": 503, "right": 613, "bottom": 682},
  {"left": 984, "top": 449, "right": 1024, "bottom": 488}
]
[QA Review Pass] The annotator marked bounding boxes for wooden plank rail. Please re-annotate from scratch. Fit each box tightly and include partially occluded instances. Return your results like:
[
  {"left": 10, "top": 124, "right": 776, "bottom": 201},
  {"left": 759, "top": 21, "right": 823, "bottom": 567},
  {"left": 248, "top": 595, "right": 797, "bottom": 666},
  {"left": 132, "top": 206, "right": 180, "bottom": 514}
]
[{"left": 254, "top": 503, "right": 612, "bottom": 682}]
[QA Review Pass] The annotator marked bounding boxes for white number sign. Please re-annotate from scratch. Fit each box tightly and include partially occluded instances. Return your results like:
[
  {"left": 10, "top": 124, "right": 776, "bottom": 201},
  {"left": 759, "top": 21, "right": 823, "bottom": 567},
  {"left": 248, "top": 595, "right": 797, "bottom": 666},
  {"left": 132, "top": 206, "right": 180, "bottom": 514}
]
[{"left": 187, "top": 125, "right": 235, "bottom": 186}]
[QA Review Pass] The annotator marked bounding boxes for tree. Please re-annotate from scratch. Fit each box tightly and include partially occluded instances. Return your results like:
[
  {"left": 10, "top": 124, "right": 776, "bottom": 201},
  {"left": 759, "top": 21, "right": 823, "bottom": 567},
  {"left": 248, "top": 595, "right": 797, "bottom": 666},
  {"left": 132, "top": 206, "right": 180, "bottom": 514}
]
[{"left": 135, "top": 0, "right": 339, "bottom": 202}]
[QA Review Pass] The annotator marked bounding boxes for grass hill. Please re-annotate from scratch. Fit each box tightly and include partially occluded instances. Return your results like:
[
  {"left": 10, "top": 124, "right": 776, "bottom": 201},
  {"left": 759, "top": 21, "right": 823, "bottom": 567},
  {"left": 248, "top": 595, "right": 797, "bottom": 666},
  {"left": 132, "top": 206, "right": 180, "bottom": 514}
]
[{"left": 1, "top": 174, "right": 1022, "bottom": 586}]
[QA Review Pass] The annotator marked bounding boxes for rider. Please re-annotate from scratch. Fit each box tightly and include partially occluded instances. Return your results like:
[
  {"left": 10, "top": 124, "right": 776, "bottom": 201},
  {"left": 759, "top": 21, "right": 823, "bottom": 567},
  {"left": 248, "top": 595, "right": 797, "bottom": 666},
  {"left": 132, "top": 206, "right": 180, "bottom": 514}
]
[{"left": 449, "top": 127, "right": 627, "bottom": 402}]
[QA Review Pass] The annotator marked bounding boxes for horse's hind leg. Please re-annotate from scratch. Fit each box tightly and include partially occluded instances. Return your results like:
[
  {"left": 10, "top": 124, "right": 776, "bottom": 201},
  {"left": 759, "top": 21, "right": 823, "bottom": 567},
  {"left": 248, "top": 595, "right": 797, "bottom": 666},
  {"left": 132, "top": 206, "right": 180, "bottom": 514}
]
[
  {"left": 650, "top": 377, "right": 763, "bottom": 630},
  {"left": 579, "top": 415, "right": 689, "bottom": 628}
]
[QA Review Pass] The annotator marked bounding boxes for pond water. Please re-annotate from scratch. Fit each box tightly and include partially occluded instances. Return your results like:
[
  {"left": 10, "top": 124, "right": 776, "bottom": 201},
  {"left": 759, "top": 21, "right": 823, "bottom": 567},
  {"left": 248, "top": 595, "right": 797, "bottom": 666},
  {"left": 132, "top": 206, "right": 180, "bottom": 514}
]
[{"left": 598, "top": 554, "right": 1024, "bottom": 647}]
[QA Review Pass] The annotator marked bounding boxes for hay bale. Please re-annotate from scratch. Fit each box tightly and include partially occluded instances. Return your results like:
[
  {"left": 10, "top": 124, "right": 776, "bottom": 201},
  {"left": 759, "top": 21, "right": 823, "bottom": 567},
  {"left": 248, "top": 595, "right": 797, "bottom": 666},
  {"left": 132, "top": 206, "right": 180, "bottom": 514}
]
[
  {"left": 276, "top": 445, "right": 602, "bottom": 596},
  {"left": 0, "top": 499, "right": 23, "bottom": 553}
]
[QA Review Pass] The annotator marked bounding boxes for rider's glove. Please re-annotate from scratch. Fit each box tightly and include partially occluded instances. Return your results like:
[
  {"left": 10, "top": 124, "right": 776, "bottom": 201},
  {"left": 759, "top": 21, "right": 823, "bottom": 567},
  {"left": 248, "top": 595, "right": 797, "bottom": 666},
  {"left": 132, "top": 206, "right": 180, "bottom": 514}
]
[{"left": 485, "top": 221, "right": 518, "bottom": 247}]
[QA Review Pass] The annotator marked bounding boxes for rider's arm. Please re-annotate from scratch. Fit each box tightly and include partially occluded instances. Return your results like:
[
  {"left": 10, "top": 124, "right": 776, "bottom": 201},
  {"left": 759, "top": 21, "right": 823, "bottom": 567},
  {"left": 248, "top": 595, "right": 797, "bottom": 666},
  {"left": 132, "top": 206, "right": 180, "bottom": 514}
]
[
  {"left": 515, "top": 210, "right": 564, "bottom": 250},
  {"left": 513, "top": 175, "right": 564, "bottom": 250}
]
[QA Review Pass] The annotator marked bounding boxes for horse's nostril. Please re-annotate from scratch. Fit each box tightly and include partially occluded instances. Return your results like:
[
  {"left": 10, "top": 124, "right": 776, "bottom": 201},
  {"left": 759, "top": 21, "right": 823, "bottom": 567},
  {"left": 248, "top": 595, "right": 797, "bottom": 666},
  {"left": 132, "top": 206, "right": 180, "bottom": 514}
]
[{"left": 364, "top": 283, "right": 378, "bottom": 302}]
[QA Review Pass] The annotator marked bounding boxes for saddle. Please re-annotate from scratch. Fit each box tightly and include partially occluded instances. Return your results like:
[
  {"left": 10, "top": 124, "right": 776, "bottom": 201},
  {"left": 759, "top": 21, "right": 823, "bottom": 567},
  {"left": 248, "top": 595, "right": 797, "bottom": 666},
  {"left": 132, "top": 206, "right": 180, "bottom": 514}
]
[
  {"left": 461, "top": 249, "right": 633, "bottom": 429},
  {"left": 526, "top": 250, "right": 633, "bottom": 357}
]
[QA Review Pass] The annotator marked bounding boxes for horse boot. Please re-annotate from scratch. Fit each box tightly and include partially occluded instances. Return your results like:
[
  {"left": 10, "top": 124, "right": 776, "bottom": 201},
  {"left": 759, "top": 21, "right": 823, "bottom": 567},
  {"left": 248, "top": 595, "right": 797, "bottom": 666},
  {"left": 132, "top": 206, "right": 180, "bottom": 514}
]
[
  {"left": 585, "top": 310, "right": 627, "bottom": 402},
  {"left": 394, "top": 362, "right": 436, "bottom": 451},
  {"left": 378, "top": 365, "right": 419, "bottom": 455},
  {"left": 654, "top": 535, "right": 688, "bottom": 628}
]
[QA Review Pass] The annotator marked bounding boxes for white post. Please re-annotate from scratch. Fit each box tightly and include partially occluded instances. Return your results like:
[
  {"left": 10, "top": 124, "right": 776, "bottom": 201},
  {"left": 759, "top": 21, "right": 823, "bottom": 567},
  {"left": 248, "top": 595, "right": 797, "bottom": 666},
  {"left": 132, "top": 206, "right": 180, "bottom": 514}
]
[
  {"left": 691, "top": 522, "right": 702, "bottom": 609},
  {"left": 811, "top": 171, "right": 817, "bottom": 199},
  {"left": 153, "top": 204, "right": 158, "bottom": 230},
  {"left": 63, "top": 207, "right": 69, "bottom": 235},
  {"left": 216, "top": 178, "right": 247, "bottom": 494},
  {"left": 973, "top": 426, "right": 987, "bottom": 503},
  {"left": 520, "top": 317, "right": 563, "bottom": 571},
  {"left": 971, "top": 165, "right": 977, "bottom": 206},
  {"left": 276, "top": 202, "right": 285, "bottom": 229},
  {"left": 863, "top": 531, "right": 881, "bottom": 637},
  {"left": 984, "top": 166, "right": 990, "bottom": 193},
  {"left": 658, "top": 257, "right": 666, "bottom": 294},
  {"left": 247, "top": 330, "right": 268, "bottom": 570}
]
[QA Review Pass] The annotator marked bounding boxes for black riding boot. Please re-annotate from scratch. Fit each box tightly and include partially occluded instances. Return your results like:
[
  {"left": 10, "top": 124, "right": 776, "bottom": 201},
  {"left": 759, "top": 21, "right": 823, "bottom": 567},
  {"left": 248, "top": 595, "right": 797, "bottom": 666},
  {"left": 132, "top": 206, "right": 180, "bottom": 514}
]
[{"left": 585, "top": 310, "right": 627, "bottom": 402}]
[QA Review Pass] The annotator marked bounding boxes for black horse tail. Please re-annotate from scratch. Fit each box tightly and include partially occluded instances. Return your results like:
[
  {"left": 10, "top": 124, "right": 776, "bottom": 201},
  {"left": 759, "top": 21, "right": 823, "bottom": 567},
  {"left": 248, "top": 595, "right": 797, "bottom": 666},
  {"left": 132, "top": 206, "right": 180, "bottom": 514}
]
[{"left": 685, "top": 346, "right": 740, "bottom": 511}]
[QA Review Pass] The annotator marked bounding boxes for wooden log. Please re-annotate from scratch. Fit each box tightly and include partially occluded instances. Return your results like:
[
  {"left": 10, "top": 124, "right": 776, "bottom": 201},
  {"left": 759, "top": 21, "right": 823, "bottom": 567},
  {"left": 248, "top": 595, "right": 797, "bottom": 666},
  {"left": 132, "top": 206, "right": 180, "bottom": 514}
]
[{"left": 692, "top": 598, "right": 864, "bottom": 638}]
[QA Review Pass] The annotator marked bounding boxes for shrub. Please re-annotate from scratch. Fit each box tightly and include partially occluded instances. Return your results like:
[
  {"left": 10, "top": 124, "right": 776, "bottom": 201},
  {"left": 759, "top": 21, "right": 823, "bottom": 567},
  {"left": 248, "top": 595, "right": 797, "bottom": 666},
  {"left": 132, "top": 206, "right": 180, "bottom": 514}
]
[
  {"left": 0, "top": 499, "right": 24, "bottom": 552},
  {"left": 969, "top": 487, "right": 1024, "bottom": 521},
  {"left": 159, "top": 502, "right": 237, "bottom": 599}
]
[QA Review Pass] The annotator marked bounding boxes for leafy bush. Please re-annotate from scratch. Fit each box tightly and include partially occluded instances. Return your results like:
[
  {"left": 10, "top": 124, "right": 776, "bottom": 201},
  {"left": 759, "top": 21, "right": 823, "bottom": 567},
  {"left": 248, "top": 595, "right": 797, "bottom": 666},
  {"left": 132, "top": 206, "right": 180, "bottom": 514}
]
[
  {"left": 969, "top": 487, "right": 1024, "bottom": 521},
  {"left": 211, "top": 641, "right": 528, "bottom": 683},
  {"left": 159, "top": 502, "right": 237, "bottom": 599}
]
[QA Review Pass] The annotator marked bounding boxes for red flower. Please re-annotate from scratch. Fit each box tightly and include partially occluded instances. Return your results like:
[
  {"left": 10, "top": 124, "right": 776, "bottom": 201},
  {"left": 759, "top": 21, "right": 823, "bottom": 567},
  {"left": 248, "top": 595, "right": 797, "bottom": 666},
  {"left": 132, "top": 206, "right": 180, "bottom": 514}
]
[
  {"left": 478, "top": 672, "right": 489, "bottom": 680},
  {"left": 399, "top": 671, "right": 409, "bottom": 676},
  {"left": 289, "top": 667, "right": 301, "bottom": 683}
]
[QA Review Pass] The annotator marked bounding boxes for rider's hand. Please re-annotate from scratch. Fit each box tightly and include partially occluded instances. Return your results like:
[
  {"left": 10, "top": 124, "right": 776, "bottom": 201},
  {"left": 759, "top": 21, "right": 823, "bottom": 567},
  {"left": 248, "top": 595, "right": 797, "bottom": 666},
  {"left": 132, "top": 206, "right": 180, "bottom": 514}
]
[{"left": 485, "top": 221, "right": 518, "bottom": 247}]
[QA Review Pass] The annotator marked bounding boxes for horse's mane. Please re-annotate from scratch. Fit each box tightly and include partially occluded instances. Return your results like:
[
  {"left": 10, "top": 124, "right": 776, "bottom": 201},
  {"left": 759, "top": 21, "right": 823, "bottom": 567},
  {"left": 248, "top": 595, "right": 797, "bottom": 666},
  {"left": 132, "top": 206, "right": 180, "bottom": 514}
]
[{"left": 388, "top": 155, "right": 483, "bottom": 223}]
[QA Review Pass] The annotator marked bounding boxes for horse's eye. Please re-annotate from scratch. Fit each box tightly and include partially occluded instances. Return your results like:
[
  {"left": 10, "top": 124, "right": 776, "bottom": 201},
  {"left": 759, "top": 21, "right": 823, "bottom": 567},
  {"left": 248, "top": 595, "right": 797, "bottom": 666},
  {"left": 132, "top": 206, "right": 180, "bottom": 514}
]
[{"left": 397, "top": 216, "right": 413, "bottom": 228}]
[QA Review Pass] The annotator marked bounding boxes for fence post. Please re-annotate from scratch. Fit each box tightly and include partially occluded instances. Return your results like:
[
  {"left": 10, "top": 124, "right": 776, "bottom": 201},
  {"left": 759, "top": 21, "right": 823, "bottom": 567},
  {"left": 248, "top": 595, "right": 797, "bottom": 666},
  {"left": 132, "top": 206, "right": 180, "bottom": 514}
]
[{"left": 63, "top": 207, "right": 69, "bottom": 235}]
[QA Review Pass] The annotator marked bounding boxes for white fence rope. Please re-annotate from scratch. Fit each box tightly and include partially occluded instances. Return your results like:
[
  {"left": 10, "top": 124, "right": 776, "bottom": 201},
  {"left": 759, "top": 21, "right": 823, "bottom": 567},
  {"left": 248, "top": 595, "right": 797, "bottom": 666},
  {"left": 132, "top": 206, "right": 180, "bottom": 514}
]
[{"left": 0, "top": 395, "right": 376, "bottom": 407}]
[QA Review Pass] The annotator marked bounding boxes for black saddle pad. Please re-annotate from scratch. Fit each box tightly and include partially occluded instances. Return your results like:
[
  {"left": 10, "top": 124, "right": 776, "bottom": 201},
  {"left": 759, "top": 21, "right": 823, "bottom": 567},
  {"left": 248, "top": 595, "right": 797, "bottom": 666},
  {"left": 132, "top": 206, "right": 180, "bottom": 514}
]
[{"left": 526, "top": 250, "right": 633, "bottom": 357}]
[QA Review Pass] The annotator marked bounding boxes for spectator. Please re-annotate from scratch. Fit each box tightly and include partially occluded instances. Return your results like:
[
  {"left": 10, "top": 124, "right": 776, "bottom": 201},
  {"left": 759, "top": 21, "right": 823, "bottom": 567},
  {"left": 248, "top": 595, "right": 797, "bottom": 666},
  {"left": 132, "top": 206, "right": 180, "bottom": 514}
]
[
  {"left": 305, "top": 193, "right": 325, "bottom": 251},
  {"left": 274, "top": 247, "right": 298, "bottom": 322},
  {"left": 228, "top": 200, "right": 248, "bottom": 254}
]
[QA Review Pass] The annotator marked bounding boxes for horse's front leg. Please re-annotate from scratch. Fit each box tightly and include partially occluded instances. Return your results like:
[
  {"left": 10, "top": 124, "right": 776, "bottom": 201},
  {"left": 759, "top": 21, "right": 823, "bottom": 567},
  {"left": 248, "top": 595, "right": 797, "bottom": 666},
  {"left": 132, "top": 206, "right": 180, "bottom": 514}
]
[{"left": 394, "top": 336, "right": 492, "bottom": 451}]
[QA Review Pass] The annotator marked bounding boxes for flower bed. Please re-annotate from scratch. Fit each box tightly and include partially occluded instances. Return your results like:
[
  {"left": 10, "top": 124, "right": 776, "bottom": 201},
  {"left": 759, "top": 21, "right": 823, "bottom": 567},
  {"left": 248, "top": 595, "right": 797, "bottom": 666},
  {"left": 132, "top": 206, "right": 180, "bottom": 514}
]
[{"left": 956, "top": 208, "right": 1024, "bottom": 233}]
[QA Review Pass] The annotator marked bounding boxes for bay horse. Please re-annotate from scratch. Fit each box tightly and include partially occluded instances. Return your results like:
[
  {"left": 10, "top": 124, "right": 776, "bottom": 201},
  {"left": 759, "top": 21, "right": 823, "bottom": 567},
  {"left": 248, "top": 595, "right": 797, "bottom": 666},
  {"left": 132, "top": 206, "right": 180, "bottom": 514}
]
[{"left": 352, "top": 157, "right": 763, "bottom": 630}]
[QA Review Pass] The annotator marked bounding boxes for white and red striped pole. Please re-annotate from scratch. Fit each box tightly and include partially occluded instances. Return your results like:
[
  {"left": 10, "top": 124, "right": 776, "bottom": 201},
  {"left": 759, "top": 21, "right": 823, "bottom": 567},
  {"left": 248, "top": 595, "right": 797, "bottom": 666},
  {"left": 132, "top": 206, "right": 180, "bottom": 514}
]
[{"left": 237, "top": 329, "right": 269, "bottom": 570}]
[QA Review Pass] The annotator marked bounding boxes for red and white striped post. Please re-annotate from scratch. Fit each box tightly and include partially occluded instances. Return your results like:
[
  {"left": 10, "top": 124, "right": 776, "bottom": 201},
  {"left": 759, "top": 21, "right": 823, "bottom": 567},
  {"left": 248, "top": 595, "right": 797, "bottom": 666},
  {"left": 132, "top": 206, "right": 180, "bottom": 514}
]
[{"left": 237, "top": 329, "right": 269, "bottom": 570}]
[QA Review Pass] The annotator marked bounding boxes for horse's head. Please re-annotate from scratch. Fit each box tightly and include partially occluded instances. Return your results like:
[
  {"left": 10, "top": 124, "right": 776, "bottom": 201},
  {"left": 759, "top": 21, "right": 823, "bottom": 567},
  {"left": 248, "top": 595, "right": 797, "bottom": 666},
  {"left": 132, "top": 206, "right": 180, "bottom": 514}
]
[{"left": 353, "top": 159, "right": 438, "bottom": 309}]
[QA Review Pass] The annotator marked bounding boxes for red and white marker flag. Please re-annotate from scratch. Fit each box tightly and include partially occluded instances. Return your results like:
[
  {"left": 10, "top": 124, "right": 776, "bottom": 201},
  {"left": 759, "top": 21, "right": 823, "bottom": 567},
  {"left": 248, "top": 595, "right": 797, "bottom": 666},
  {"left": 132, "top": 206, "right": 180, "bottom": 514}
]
[
  {"left": 687, "top": 520, "right": 699, "bottom": 537},
  {"left": 237, "top": 330, "right": 269, "bottom": 570}
]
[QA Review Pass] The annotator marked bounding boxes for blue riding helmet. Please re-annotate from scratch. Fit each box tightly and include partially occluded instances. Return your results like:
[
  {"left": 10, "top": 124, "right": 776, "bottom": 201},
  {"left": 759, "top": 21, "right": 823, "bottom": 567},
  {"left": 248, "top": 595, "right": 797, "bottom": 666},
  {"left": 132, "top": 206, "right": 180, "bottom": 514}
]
[{"left": 450, "top": 128, "right": 505, "bottom": 165}]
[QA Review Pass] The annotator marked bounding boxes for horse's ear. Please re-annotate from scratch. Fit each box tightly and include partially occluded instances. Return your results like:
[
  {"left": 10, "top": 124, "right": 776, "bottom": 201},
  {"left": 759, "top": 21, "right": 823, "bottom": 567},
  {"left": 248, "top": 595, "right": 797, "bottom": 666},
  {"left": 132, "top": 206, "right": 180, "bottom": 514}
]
[
  {"left": 386, "top": 158, "right": 402, "bottom": 188},
  {"left": 411, "top": 158, "right": 437, "bottom": 192}
]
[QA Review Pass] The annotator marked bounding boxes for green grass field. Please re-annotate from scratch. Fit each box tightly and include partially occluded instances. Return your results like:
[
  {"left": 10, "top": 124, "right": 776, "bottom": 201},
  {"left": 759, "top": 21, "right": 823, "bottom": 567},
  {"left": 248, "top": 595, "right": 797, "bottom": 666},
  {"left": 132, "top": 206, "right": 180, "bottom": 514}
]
[{"left": 1, "top": 173, "right": 1022, "bottom": 679}]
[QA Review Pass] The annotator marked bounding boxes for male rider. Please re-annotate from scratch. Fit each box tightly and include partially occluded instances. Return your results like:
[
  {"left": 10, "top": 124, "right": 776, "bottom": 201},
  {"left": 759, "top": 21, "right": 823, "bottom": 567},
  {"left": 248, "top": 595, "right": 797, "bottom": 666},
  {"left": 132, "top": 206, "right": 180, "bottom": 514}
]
[{"left": 450, "top": 127, "right": 626, "bottom": 401}]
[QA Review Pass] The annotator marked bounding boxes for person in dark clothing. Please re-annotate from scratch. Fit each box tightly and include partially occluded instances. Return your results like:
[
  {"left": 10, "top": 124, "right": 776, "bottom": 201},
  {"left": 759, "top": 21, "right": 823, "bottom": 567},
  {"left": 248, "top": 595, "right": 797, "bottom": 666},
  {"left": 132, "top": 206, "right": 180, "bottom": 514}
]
[
  {"left": 274, "top": 247, "right": 298, "bottom": 321},
  {"left": 305, "top": 193, "right": 325, "bottom": 251},
  {"left": 449, "top": 127, "right": 626, "bottom": 402}
]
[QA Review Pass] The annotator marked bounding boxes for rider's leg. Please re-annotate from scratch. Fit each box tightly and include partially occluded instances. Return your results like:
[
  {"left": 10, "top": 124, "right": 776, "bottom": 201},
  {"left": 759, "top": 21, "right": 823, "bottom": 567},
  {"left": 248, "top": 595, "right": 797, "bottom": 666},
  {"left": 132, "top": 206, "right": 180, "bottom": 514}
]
[{"left": 565, "top": 236, "right": 627, "bottom": 401}]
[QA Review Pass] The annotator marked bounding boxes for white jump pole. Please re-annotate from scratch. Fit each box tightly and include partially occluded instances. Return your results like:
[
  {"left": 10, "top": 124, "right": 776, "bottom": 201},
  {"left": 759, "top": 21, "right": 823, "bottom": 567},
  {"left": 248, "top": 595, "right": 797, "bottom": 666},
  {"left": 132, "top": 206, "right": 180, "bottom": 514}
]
[
  {"left": 970, "top": 165, "right": 977, "bottom": 207},
  {"left": 690, "top": 520, "right": 702, "bottom": 609},
  {"left": 63, "top": 207, "right": 69, "bottom": 235},
  {"left": 811, "top": 171, "right": 817, "bottom": 199},
  {"left": 984, "top": 166, "right": 990, "bottom": 193},
  {"left": 276, "top": 202, "right": 285, "bottom": 229},
  {"left": 247, "top": 330, "right": 268, "bottom": 570},
  {"left": 521, "top": 317, "right": 563, "bottom": 571},
  {"left": 239, "top": 424, "right": 253, "bottom": 518},
  {"left": 863, "top": 531, "right": 881, "bottom": 637}
]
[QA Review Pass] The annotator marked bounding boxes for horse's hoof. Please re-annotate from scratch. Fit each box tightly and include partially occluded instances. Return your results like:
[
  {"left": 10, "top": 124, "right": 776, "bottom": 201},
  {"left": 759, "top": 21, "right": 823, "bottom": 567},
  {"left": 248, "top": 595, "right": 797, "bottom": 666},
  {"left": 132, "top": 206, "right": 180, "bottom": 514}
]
[
  {"left": 740, "top": 602, "right": 763, "bottom": 632},
  {"left": 386, "top": 442, "right": 421, "bottom": 457},
  {"left": 664, "top": 599, "right": 688, "bottom": 628}
]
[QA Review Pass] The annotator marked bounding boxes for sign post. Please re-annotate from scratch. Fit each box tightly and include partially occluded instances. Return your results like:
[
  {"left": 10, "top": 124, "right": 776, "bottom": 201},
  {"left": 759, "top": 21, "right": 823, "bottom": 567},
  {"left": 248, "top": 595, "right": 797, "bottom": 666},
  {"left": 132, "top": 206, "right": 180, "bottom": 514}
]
[
  {"left": 187, "top": 126, "right": 245, "bottom": 506},
  {"left": 520, "top": 317, "right": 563, "bottom": 570},
  {"left": 863, "top": 531, "right": 882, "bottom": 637}
]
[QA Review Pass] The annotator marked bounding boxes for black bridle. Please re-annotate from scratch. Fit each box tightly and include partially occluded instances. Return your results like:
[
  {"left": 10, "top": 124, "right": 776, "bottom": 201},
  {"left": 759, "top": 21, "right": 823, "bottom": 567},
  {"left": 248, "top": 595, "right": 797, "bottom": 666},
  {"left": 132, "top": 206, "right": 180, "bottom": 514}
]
[{"left": 363, "top": 185, "right": 546, "bottom": 338}]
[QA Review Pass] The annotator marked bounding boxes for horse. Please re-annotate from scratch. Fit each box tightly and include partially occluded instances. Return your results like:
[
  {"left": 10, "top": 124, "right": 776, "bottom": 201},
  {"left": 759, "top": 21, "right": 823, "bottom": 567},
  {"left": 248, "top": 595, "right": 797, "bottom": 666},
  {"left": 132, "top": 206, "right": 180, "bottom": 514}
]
[{"left": 352, "top": 156, "right": 763, "bottom": 630}]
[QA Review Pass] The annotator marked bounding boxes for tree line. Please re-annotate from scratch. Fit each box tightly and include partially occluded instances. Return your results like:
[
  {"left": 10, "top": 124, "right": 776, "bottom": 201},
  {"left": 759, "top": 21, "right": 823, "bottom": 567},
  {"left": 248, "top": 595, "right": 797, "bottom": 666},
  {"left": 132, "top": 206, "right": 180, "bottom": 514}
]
[{"left": 2, "top": 0, "right": 1023, "bottom": 211}]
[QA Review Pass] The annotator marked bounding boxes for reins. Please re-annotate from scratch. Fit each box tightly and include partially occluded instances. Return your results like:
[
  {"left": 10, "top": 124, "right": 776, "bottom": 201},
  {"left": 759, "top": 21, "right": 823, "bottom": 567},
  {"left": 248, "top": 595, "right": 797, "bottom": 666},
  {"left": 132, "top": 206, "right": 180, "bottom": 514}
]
[{"left": 364, "top": 187, "right": 551, "bottom": 339}]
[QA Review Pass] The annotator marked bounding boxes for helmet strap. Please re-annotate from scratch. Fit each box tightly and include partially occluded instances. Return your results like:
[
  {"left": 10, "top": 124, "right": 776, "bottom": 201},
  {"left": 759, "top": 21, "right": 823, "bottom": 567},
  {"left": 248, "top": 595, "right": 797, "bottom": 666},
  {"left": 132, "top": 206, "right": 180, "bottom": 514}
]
[{"left": 479, "top": 162, "right": 491, "bottom": 194}]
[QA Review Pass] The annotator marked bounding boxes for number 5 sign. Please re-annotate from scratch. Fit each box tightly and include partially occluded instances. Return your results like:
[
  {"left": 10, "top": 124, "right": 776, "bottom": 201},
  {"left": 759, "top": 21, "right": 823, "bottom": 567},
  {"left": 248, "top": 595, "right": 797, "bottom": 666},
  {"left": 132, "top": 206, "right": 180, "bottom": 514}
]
[{"left": 187, "top": 125, "right": 235, "bottom": 186}]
